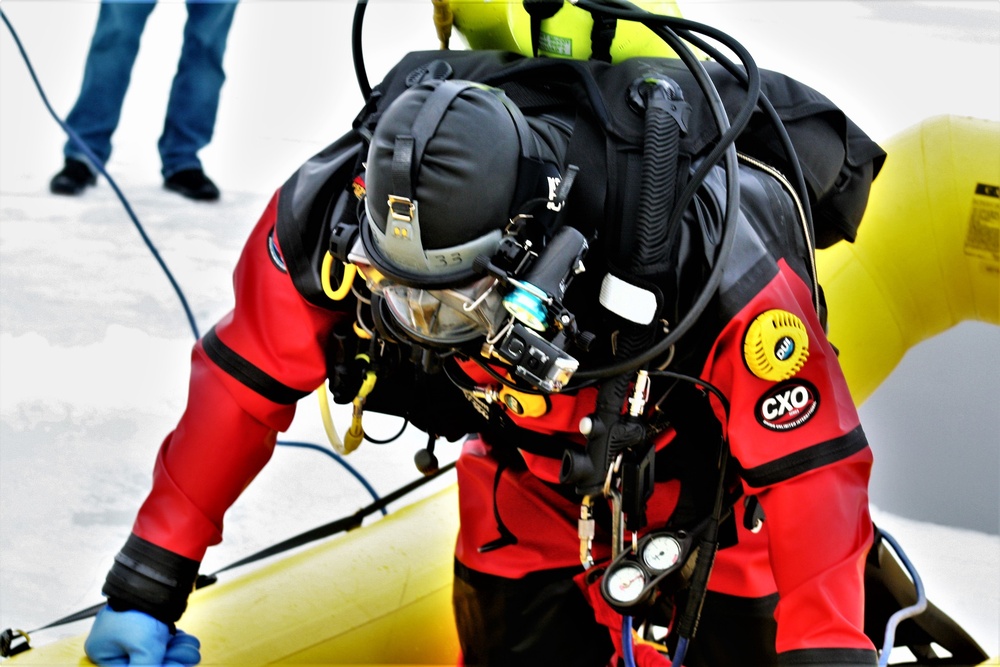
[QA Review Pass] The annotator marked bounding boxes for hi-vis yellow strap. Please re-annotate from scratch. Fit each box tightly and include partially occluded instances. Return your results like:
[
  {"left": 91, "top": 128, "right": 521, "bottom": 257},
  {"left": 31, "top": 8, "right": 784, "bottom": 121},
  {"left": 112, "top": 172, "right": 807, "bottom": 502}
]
[
  {"left": 321, "top": 251, "right": 357, "bottom": 301},
  {"left": 317, "top": 355, "right": 377, "bottom": 455}
]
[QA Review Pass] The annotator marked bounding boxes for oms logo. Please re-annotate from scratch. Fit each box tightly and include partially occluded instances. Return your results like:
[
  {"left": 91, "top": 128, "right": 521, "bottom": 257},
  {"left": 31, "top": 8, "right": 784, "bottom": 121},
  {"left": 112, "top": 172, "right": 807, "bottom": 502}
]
[{"left": 755, "top": 380, "right": 819, "bottom": 431}]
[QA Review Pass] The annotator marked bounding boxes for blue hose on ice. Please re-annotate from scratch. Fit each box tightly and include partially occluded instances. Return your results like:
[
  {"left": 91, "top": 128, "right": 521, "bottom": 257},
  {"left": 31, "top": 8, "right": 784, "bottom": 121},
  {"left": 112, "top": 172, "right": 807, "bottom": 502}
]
[
  {"left": 277, "top": 441, "right": 386, "bottom": 516},
  {"left": 0, "top": 6, "right": 201, "bottom": 342},
  {"left": 0, "top": 6, "right": 382, "bottom": 505}
]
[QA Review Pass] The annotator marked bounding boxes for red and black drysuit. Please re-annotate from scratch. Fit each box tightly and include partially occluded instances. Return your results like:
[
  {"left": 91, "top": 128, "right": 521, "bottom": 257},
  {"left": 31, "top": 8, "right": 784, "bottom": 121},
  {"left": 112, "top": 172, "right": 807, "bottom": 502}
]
[{"left": 101, "top": 52, "right": 886, "bottom": 667}]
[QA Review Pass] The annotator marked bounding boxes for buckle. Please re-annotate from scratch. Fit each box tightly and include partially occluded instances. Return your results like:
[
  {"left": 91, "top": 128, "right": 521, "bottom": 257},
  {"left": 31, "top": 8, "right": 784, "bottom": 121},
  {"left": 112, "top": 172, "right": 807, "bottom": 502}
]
[{"left": 388, "top": 195, "right": 415, "bottom": 223}]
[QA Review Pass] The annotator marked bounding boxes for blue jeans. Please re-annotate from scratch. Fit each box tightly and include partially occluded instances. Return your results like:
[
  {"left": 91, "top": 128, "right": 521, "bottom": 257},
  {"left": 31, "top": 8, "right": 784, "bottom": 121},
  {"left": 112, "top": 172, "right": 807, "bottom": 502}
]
[{"left": 63, "top": 0, "right": 238, "bottom": 178}]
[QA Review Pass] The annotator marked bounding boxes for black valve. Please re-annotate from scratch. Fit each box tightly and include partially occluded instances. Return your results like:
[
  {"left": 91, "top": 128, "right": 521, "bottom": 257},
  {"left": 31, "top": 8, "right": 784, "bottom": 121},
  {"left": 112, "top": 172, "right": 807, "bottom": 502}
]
[
  {"left": 414, "top": 434, "right": 440, "bottom": 475},
  {"left": 522, "top": 0, "right": 565, "bottom": 56}
]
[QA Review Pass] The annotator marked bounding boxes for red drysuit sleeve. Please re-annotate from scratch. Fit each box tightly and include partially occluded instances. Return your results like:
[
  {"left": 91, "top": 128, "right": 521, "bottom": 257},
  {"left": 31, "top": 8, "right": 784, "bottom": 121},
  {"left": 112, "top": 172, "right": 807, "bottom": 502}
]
[
  {"left": 701, "top": 260, "right": 876, "bottom": 659},
  {"left": 131, "top": 191, "right": 342, "bottom": 562}
]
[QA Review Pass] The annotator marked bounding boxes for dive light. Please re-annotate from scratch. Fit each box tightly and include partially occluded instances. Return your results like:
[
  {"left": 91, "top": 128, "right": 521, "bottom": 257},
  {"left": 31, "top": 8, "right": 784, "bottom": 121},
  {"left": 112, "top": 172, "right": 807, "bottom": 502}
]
[
  {"left": 502, "top": 226, "right": 588, "bottom": 331},
  {"left": 475, "top": 225, "right": 593, "bottom": 393}
]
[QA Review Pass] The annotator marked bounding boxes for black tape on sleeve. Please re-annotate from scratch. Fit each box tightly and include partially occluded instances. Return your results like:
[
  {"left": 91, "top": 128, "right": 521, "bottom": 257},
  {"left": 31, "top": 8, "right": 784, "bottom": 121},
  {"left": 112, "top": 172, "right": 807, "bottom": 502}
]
[
  {"left": 777, "top": 648, "right": 877, "bottom": 667},
  {"left": 102, "top": 534, "right": 201, "bottom": 626},
  {"left": 741, "top": 425, "right": 869, "bottom": 488},
  {"left": 202, "top": 327, "right": 311, "bottom": 405}
]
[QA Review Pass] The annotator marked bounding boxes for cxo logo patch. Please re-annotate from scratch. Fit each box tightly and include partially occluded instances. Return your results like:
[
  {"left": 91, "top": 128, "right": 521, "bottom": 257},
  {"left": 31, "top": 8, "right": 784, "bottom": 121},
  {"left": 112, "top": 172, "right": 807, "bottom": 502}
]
[{"left": 755, "top": 380, "right": 819, "bottom": 431}]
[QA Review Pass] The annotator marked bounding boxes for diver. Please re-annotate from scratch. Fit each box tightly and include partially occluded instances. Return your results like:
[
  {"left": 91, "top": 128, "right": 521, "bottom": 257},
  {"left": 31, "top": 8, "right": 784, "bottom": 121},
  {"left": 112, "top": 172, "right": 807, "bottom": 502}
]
[{"left": 80, "top": 2, "right": 918, "bottom": 666}]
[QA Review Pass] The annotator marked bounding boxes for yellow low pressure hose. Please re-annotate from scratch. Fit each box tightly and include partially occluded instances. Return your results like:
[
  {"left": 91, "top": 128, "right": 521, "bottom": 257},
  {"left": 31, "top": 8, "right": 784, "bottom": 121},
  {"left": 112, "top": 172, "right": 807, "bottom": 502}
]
[
  {"left": 317, "top": 382, "right": 346, "bottom": 454},
  {"left": 343, "top": 370, "right": 378, "bottom": 454},
  {"left": 317, "top": 367, "right": 377, "bottom": 456}
]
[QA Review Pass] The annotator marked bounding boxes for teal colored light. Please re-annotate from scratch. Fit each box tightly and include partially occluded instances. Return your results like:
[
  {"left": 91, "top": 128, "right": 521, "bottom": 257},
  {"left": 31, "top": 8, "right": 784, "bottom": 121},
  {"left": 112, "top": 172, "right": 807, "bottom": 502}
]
[{"left": 503, "top": 287, "right": 548, "bottom": 331}]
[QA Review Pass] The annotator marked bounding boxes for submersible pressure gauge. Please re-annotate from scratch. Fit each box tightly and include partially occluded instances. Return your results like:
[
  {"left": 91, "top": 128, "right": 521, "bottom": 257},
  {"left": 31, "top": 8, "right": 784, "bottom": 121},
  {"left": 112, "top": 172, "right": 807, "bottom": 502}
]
[
  {"left": 604, "top": 562, "right": 648, "bottom": 605},
  {"left": 641, "top": 534, "right": 683, "bottom": 571},
  {"left": 601, "top": 531, "right": 695, "bottom": 612}
]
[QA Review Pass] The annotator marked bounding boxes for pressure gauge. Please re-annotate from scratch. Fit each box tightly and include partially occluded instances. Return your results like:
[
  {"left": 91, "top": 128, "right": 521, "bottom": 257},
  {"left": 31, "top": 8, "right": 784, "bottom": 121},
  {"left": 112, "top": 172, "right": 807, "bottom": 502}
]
[
  {"left": 641, "top": 534, "right": 682, "bottom": 572},
  {"left": 603, "top": 563, "right": 647, "bottom": 605},
  {"left": 601, "top": 530, "right": 695, "bottom": 612}
]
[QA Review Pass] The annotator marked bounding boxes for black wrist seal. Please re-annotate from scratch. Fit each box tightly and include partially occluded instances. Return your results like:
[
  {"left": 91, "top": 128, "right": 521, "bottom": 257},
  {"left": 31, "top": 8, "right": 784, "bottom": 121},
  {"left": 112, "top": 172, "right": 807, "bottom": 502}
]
[{"left": 102, "top": 534, "right": 201, "bottom": 626}]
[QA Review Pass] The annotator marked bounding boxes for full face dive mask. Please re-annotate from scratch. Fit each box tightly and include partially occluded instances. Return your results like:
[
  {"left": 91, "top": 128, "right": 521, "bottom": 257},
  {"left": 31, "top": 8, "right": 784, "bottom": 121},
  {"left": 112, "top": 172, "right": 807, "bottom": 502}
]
[{"left": 357, "top": 78, "right": 592, "bottom": 392}]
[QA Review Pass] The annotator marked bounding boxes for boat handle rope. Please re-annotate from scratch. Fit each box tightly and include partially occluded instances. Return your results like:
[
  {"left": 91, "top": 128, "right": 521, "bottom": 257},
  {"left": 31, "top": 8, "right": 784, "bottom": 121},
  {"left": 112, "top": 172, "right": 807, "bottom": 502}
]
[{"left": 0, "top": 460, "right": 456, "bottom": 657}]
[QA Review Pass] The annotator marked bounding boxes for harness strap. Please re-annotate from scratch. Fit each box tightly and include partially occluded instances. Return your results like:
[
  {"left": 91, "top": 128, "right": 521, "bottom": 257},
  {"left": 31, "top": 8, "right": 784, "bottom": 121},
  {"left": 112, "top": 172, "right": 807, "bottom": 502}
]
[{"left": 477, "top": 457, "right": 519, "bottom": 553}]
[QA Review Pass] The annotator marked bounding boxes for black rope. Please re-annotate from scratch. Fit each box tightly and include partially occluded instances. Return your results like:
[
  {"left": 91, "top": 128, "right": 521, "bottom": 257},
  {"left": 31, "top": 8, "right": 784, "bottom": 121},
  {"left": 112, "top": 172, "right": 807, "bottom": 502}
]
[
  {"left": 0, "top": 461, "right": 456, "bottom": 655},
  {"left": 352, "top": 0, "right": 372, "bottom": 99},
  {"left": 198, "top": 460, "right": 456, "bottom": 584}
]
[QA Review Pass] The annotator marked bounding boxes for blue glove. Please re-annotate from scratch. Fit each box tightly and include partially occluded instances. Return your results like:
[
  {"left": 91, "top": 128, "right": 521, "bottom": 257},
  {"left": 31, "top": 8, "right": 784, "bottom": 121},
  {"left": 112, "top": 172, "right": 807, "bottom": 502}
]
[{"left": 84, "top": 606, "right": 201, "bottom": 666}]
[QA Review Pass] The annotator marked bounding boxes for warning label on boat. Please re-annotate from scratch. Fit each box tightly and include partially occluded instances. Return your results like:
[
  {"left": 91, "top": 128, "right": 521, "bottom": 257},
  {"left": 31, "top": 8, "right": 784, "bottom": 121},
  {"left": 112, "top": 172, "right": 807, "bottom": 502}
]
[{"left": 966, "top": 183, "right": 999, "bottom": 266}]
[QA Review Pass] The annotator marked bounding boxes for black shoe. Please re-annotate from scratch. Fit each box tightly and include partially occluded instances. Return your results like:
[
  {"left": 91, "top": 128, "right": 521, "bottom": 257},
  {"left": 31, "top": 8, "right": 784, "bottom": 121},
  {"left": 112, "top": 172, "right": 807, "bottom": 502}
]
[
  {"left": 50, "top": 158, "right": 96, "bottom": 195},
  {"left": 164, "top": 169, "right": 220, "bottom": 201}
]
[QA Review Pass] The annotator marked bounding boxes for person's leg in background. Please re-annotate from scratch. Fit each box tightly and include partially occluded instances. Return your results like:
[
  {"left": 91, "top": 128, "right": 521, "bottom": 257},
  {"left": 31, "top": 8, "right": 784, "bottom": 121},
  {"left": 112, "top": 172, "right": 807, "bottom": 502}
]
[
  {"left": 159, "top": 0, "right": 237, "bottom": 201},
  {"left": 51, "top": 1, "right": 157, "bottom": 195}
]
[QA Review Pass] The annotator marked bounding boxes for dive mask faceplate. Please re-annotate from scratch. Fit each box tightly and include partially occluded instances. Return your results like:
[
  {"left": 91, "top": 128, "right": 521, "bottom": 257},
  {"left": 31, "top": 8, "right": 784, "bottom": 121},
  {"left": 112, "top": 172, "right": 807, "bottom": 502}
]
[
  {"left": 377, "top": 275, "right": 510, "bottom": 346},
  {"left": 349, "top": 225, "right": 589, "bottom": 394},
  {"left": 350, "top": 239, "right": 510, "bottom": 347}
]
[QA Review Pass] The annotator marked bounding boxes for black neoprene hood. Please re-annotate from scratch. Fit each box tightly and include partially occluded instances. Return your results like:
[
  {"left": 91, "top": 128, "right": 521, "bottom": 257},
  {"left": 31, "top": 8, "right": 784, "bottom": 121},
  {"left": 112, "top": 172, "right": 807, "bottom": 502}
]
[{"left": 365, "top": 81, "right": 522, "bottom": 251}]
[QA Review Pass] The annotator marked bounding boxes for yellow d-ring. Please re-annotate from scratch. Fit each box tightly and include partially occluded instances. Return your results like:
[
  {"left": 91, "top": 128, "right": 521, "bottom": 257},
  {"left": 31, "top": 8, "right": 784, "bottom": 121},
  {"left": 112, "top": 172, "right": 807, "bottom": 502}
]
[{"left": 321, "top": 251, "right": 357, "bottom": 301}]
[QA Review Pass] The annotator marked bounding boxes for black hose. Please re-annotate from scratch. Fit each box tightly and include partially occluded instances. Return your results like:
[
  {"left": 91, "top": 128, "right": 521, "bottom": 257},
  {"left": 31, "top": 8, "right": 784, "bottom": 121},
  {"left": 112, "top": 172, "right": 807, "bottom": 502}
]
[
  {"left": 675, "top": 441, "right": 728, "bottom": 642},
  {"left": 352, "top": 0, "right": 372, "bottom": 99},
  {"left": 646, "top": 369, "right": 731, "bottom": 646},
  {"left": 632, "top": 83, "right": 682, "bottom": 269},
  {"left": 678, "top": 29, "right": 820, "bottom": 306},
  {"left": 570, "top": 0, "right": 756, "bottom": 382}
]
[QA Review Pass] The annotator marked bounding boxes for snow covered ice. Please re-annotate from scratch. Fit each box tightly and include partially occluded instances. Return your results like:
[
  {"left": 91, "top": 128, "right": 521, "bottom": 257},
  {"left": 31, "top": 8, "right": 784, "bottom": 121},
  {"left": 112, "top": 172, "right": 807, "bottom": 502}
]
[{"left": 1, "top": 1, "right": 997, "bottom": 660}]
